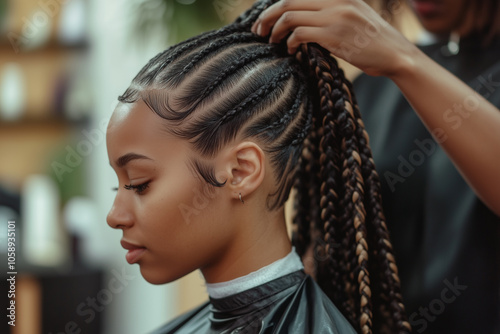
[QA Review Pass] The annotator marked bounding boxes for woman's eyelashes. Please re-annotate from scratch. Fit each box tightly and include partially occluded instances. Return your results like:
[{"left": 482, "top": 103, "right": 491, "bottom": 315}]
[{"left": 124, "top": 181, "right": 151, "bottom": 194}]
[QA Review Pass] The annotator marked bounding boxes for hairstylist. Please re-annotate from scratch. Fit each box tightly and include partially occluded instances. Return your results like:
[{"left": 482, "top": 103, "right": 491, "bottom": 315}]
[{"left": 252, "top": 0, "right": 500, "bottom": 333}]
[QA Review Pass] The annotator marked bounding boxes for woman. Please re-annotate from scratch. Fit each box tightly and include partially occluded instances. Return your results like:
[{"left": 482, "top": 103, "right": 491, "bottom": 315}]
[
  {"left": 253, "top": 0, "right": 500, "bottom": 333},
  {"left": 106, "top": 1, "right": 412, "bottom": 333}
]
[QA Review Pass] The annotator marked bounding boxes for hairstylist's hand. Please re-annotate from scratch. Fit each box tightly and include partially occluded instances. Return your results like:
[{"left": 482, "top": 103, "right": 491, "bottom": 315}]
[{"left": 251, "top": 0, "right": 419, "bottom": 78}]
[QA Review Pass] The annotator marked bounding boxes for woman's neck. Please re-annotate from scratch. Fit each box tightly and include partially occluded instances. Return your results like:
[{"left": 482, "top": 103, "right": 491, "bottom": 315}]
[{"left": 200, "top": 207, "right": 292, "bottom": 284}]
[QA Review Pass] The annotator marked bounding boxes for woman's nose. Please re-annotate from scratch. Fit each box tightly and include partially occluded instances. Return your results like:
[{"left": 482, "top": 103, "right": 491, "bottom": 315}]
[{"left": 106, "top": 196, "right": 134, "bottom": 229}]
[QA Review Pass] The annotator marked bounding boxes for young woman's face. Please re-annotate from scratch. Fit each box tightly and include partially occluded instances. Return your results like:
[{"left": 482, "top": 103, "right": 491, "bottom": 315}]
[
  {"left": 106, "top": 100, "right": 237, "bottom": 284},
  {"left": 408, "top": 0, "right": 469, "bottom": 34}
]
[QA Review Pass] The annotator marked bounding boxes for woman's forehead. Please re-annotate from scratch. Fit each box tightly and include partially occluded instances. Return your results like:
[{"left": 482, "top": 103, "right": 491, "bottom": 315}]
[
  {"left": 106, "top": 99, "right": 192, "bottom": 158},
  {"left": 108, "top": 100, "right": 158, "bottom": 133},
  {"left": 107, "top": 101, "right": 164, "bottom": 153}
]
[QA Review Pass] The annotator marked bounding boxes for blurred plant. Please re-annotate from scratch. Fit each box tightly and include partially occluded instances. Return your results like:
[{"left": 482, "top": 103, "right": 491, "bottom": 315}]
[
  {"left": 132, "top": 0, "right": 229, "bottom": 44},
  {"left": 0, "top": 0, "right": 7, "bottom": 32}
]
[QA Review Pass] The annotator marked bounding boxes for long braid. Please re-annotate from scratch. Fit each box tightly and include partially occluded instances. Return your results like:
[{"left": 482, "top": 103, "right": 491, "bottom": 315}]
[
  {"left": 296, "top": 40, "right": 410, "bottom": 333},
  {"left": 333, "top": 72, "right": 374, "bottom": 333},
  {"left": 340, "top": 87, "right": 372, "bottom": 334},
  {"left": 311, "top": 44, "right": 372, "bottom": 333},
  {"left": 292, "top": 143, "right": 312, "bottom": 257},
  {"left": 345, "top": 79, "right": 411, "bottom": 333},
  {"left": 299, "top": 44, "right": 353, "bottom": 325},
  {"left": 292, "top": 44, "right": 323, "bottom": 263}
]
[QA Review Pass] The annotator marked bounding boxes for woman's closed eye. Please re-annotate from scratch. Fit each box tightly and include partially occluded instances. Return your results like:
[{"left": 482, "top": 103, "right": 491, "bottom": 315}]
[{"left": 124, "top": 181, "right": 151, "bottom": 194}]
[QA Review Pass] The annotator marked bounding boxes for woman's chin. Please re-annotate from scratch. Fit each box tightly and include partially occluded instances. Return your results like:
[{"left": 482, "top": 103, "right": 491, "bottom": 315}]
[{"left": 139, "top": 266, "right": 189, "bottom": 285}]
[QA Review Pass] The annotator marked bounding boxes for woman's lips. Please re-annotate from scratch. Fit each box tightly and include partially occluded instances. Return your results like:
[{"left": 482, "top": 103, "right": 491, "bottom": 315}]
[
  {"left": 121, "top": 240, "right": 146, "bottom": 264},
  {"left": 125, "top": 248, "right": 146, "bottom": 264},
  {"left": 410, "top": 0, "right": 443, "bottom": 18}
]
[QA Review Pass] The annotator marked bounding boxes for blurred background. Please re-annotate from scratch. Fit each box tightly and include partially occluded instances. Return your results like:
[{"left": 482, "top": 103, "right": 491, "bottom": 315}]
[{"left": 0, "top": 0, "right": 420, "bottom": 333}]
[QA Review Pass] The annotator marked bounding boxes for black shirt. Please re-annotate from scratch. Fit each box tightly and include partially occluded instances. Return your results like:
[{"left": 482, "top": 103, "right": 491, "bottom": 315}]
[
  {"left": 150, "top": 270, "right": 356, "bottom": 333},
  {"left": 353, "top": 35, "right": 500, "bottom": 334}
]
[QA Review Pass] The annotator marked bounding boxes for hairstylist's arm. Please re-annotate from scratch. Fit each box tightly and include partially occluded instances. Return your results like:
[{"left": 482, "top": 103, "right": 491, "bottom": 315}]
[{"left": 252, "top": 0, "right": 500, "bottom": 216}]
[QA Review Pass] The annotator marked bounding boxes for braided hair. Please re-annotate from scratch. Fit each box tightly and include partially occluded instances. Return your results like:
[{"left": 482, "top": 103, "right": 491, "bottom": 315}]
[{"left": 118, "top": 1, "right": 411, "bottom": 332}]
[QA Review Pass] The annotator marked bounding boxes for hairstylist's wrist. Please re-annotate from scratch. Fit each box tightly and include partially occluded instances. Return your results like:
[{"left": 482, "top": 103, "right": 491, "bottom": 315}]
[{"left": 386, "top": 43, "right": 425, "bottom": 83}]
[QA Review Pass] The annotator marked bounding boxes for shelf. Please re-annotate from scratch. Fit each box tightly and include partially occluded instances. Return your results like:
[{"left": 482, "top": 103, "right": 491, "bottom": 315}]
[
  {"left": 0, "top": 36, "right": 89, "bottom": 55},
  {"left": 0, "top": 116, "right": 90, "bottom": 129}
]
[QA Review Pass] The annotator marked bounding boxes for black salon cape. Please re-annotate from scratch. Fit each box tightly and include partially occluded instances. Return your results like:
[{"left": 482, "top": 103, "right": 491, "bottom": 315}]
[
  {"left": 353, "top": 34, "right": 500, "bottom": 334},
  {"left": 150, "top": 270, "right": 356, "bottom": 334}
]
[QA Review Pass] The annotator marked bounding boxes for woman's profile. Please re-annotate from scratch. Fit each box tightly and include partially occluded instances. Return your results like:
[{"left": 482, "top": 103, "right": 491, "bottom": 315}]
[{"left": 106, "top": 1, "right": 411, "bottom": 333}]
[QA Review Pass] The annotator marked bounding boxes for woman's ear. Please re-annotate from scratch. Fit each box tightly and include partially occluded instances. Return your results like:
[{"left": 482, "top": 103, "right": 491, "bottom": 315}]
[{"left": 224, "top": 141, "right": 266, "bottom": 201}]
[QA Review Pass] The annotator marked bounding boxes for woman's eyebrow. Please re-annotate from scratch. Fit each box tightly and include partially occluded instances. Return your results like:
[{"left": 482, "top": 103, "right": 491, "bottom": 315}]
[{"left": 115, "top": 153, "right": 153, "bottom": 168}]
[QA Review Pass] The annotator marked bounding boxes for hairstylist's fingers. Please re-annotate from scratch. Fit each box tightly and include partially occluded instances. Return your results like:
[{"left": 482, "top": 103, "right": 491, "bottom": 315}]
[
  {"left": 251, "top": 0, "right": 326, "bottom": 36},
  {"left": 267, "top": 11, "right": 324, "bottom": 44},
  {"left": 286, "top": 27, "right": 327, "bottom": 54}
]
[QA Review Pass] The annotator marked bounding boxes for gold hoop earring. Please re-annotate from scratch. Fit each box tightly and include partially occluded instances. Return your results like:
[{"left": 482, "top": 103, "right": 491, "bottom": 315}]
[{"left": 239, "top": 193, "right": 244, "bottom": 204}]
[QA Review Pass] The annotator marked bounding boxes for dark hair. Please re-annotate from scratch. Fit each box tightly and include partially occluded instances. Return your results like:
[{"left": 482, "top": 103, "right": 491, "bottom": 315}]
[
  {"left": 466, "top": 0, "right": 500, "bottom": 45},
  {"left": 381, "top": 0, "right": 500, "bottom": 46},
  {"left": 118, "top": 1, "right": 411, "bottom": 332}
]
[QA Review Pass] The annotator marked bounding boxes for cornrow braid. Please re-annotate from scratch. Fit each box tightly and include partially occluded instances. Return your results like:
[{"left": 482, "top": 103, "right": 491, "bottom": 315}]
[
  {"left": 172, "top": 45, "right": 276, "bottom": 118},
  {"left": 249, "top": 84, "right": 307, "bottom": 139},
  {"left": 163, "top": 32, "right": 265, "bottom": 87},
  {"left": 118, "top": 23, "right": 253, "bottom": 103},
  {"left": 188, "top": 67, "right": 295, "bottom": 156},
  {"left": 118, "top": 0, "right": 410, "bottom": 332}
]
